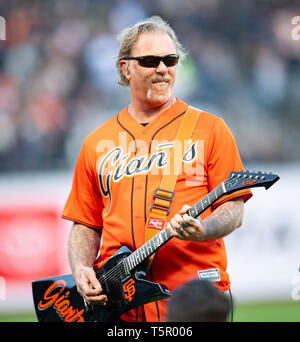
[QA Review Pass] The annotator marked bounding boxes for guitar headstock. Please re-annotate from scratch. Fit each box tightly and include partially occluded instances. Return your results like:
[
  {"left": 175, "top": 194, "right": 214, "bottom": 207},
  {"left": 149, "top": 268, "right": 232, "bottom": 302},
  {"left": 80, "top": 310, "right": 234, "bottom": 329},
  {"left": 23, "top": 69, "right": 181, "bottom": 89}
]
[{"left": 224, "top": 170, "right": 279, "bottom": 194}]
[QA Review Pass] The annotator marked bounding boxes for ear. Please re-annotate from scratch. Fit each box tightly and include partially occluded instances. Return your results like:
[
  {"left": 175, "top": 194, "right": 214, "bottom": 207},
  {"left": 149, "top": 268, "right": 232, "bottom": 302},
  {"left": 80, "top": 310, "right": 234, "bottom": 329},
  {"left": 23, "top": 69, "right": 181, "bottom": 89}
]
[{"left": 120, "top": 60, "right": 131, "bottom": 82}]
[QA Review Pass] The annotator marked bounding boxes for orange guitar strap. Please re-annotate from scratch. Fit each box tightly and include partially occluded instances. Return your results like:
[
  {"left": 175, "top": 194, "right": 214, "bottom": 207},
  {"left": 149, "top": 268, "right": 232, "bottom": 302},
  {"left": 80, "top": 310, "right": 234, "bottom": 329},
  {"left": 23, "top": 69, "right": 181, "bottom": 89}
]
[{"left": 144, "top": 106, "right": 201, "bottom": 242}]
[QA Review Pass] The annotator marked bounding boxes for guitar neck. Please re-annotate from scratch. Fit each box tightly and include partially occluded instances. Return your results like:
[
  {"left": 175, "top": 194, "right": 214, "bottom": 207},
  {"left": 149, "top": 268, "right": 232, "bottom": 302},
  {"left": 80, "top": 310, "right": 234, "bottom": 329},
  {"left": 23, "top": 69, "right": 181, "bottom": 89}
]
[
  {"left": 126, "top": 227, "right": 172, "bottom": 271},
  {"left": 126, "top": 183, "right": 226, "bottom": 272},
  {"left": 186, "top": 183, "right": 225, "bottom": 218}
]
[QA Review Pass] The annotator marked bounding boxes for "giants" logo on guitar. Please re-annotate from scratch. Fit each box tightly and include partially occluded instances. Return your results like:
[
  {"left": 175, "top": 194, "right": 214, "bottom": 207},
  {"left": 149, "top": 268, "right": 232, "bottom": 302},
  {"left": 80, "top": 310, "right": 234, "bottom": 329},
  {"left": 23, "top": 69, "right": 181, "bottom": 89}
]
[{"left": 38, "top": 280, "right": 85, "bottom": 322}]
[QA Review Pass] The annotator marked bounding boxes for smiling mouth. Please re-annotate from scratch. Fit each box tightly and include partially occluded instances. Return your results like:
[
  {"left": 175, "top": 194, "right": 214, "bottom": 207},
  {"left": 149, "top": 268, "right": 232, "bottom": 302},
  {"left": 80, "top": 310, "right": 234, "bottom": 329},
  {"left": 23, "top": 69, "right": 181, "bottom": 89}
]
[{"left": 151, "top": 80, "right": 169, "bottom": 86}]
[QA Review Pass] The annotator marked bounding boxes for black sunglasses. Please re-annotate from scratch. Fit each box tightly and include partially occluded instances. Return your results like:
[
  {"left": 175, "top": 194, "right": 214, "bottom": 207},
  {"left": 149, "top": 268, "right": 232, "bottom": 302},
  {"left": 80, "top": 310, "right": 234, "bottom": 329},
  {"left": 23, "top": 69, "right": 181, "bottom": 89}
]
[{"left": 122, "top": 54, "right": 179, "bottom": 68}]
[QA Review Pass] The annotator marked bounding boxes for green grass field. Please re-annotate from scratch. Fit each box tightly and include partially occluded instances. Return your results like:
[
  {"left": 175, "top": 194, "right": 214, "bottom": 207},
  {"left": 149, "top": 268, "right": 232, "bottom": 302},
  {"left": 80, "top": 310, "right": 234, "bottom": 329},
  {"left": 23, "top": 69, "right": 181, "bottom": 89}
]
[
  {"left": 0, "top": 300, "right": 299, "bottom": 322},
  {"left": 233, "top": 300, "right": 300, "bottom": 322}
]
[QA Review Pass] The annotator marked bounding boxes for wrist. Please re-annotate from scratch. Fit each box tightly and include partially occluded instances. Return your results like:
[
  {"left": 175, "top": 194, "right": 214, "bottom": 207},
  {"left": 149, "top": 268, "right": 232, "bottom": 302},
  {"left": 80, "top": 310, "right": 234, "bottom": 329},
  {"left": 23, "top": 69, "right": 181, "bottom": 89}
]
[{"left": 196, "top": 217, "right": 209, "bottom": 241}]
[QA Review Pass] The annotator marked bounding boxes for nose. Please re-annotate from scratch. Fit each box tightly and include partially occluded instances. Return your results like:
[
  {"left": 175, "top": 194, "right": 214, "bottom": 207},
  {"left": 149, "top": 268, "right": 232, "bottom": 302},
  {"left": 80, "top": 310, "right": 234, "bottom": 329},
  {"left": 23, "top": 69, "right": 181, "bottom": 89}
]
[{"left": 156, "top": 60, "right": 168, "bottom": 74}]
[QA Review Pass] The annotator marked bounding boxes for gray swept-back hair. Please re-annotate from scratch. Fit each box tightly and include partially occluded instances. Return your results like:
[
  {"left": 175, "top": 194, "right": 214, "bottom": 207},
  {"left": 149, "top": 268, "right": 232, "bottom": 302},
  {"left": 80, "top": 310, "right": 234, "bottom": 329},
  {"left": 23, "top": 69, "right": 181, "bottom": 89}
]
[{"left": 115, "top": 15, "right": 186, "bottom": 87}]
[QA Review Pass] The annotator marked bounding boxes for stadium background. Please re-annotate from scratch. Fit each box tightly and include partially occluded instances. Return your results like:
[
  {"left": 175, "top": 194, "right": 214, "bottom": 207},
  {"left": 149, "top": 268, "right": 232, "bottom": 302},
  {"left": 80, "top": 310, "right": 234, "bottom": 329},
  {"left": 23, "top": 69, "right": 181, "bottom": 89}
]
[{"left": 0, "top": 0, "right": 299, "bottom": 322}]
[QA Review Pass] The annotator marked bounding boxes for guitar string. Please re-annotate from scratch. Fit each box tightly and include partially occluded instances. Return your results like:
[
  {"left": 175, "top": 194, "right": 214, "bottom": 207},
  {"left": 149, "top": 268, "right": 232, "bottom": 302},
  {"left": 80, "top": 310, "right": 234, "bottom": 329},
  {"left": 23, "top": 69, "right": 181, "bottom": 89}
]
[
  {"left": 98, "top": 182, "right": 226, "bottom": 284},
  {"left": 97, "top": 261, "right": 125, "bottom": 285},
  {"left": 97, "top": 175, "right": 259, "bottom": 286},
  {"left": 96, "top": 233, "right": 162, "bottom": 284},
  {"left": 97, "top": 229, "right": 170, "bottom": 285},
  {"left": 97, "top": 248, "right": 146, "bottom": 286},
  {"left": 193, "top": 184, "right": 223, "bottom": 217},
  {"left": 97, "top": 184, "right": 223, "bottom": 284}
]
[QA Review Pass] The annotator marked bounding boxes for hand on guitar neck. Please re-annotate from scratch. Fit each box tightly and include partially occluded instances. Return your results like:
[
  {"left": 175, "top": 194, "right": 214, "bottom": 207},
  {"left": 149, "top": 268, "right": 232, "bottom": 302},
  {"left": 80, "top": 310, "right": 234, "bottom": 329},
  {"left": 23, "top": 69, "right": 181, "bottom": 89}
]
[
  {"left": 145, "top": 198, "right": 243, "bottom": 269},
  {"left": 167, "top": 198, "right": 244, "bottom": 242}
]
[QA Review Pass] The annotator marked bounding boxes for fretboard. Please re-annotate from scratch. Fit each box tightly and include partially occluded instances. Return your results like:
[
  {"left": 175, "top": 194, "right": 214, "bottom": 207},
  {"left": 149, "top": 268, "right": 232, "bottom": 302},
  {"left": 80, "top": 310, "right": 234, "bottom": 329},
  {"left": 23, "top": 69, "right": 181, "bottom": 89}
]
[
  {"left": 186, "top": 183, "right": 224, "bottom": 217},
  {"left": 125, "top": 183, "right": 225, "bottom": 271}
]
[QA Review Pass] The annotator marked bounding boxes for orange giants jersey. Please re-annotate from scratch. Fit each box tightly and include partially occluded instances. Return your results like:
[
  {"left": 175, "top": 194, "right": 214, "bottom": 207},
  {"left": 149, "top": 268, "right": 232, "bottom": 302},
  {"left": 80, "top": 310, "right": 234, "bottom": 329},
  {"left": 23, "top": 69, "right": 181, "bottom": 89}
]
[{"left": 62, "top": 99, "right": 252, "bottom": 322}]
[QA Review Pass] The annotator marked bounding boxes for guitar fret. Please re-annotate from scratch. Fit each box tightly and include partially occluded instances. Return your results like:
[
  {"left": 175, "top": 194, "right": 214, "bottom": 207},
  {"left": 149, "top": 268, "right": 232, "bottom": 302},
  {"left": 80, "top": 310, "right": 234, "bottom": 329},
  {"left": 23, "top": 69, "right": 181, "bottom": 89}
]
[
  {"left": 150, "top": 238, "right": 155, "bottom": 254},
  {"left": 129, "top": 256, "right": 134, "bottom": 269},
  {"left": 123, "top": 259, "right": 129, "bottom": 275},
  {"left": 198, "top": 200, "right": 204, "bottom": 212},
  {"left": 135, "top": 252, "right": 140, "bottom": 264},
  {"left": 153, "top": 235, "right": 160, "bottom": 249},
  {"left": 126, "top": 185, "right": 227, "bottom": 272},
  {"left": 126, "top": 183, "right": 227, "bottom": 272},
  {"left": 127, "top": 257, "right": 131, "bottom": 270},
  {"left": 188, "top": 205, "right": 197, "bottom": 218},
  {"left": 140, "top": 246, "right": 145, "bottom": 259},
  {"left": 192, "top": 184, "right": 225, "bottom": 217}
]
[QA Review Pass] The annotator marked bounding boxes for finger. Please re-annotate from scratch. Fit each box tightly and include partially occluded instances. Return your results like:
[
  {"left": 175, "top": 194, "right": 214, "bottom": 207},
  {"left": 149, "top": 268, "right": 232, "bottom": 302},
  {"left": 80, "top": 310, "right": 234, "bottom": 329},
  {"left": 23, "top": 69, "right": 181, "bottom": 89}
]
[
  {"left": 174, "top": 214, "right": 184, "bottom": 225},
  {"left": 179, "top": 204, "right": 191, "bottom": 215},
  {"left": 183, "top": 214, "right": 198, "bottom": 227},
  {"left": 83, "top": 286, "right": 103, "bottom": 297},
  {"left": 85, "top": 293, "right": 108, "bottom": 306},
  {"left": 77, "top": 268, "right": 102, "bottom": 296},
  {"left": 85, "top": 268, "right": 102, "bottom": 290},
  {"left": 167, "top": 222, "right": 176, "bottom": 235},
  {"left": 167, "top": 222, "right": 182, "bottom": 238},
  {"left": 167, "top": 222, "right": 185, "bottom": 240},
  {"left": 77, "top": 283, "right": 103, "bottom": 303},
  {"left": 170, "top": 217, "right": 181, "bottom": 230},
  {"left": 82, "top": 277, "right": 108, "bottom": 306}
]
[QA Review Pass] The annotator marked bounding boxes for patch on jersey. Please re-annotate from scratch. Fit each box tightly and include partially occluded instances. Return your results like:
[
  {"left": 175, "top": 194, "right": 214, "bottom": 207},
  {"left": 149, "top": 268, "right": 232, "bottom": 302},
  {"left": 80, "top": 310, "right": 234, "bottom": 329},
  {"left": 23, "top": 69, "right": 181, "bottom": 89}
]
[
  {"left": 147, "top": 217, "right": 165, "bottom": 230},
  {"left": 197, "top": 268, "right": 221, "bottom": 282}
]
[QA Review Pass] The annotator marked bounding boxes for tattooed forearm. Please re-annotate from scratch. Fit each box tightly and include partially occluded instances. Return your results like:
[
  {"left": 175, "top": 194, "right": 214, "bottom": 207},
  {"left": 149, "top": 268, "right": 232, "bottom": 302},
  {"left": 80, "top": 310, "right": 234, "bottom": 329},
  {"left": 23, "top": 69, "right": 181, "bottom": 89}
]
[
  {"left": 68, "top": 223, "right": 101, "bottom": 273},
  {"left": 201, "top": 198, "right": 244, "bottom": 240}
]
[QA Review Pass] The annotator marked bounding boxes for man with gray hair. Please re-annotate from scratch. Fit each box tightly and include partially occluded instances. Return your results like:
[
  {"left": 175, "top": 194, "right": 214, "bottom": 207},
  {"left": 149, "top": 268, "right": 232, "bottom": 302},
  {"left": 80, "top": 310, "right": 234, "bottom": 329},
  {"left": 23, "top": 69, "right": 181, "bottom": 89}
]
[{"left": 63, "top": 15, "right": 251, "bottom": 322}]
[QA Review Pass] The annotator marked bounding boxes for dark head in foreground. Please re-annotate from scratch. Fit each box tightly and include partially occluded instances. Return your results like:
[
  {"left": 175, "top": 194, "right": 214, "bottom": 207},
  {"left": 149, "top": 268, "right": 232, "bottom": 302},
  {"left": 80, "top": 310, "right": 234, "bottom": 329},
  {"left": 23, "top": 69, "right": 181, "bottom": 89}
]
[{"left": 166, "top": 279, "right": 230, "bottom": 322}]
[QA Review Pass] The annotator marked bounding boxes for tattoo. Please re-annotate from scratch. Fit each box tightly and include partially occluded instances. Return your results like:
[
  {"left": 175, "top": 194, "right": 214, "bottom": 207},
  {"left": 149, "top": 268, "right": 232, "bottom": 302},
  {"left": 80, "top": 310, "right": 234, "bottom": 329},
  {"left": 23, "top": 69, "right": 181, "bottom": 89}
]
[
  {"left": 201, "top": 199, "right": 244, "bottom": 241},
  {"left": 68, "top": 223, "right": 101, "bottom": 273}
]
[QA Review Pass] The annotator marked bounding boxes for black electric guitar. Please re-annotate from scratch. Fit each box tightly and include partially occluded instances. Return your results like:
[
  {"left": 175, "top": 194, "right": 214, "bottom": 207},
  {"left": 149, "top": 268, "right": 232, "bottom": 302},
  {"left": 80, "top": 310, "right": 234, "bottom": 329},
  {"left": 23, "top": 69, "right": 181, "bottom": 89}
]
[{"left": 32, "top": 170, "right": 279, "bottom": 322}]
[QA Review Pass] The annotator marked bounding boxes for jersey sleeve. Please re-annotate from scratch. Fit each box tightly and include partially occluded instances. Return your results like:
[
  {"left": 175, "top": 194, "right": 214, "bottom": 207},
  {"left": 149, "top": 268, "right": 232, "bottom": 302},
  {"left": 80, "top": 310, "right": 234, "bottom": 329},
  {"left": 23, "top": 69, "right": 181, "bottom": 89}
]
[
  {"left": 62, "top": 138, "right": 104, "bottom": 229},
  {"left": 207, "top": 117, "right": 252, "bottom": 209}
]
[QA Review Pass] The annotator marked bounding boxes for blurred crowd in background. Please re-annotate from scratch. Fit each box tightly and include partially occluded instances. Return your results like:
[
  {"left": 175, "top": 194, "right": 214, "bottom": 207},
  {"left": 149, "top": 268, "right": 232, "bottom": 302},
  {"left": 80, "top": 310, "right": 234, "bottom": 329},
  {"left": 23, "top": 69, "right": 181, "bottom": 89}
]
[{"left": 0, "top": 0, "right": 299, "bottom": 172}]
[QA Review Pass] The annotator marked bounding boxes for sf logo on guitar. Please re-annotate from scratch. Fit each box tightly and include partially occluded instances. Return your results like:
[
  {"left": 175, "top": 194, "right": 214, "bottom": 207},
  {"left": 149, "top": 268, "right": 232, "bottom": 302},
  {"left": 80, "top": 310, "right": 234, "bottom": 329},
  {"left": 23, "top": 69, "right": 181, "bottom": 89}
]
[{"left": 123, "top": 279, "right": 136, "bottom": 302}]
